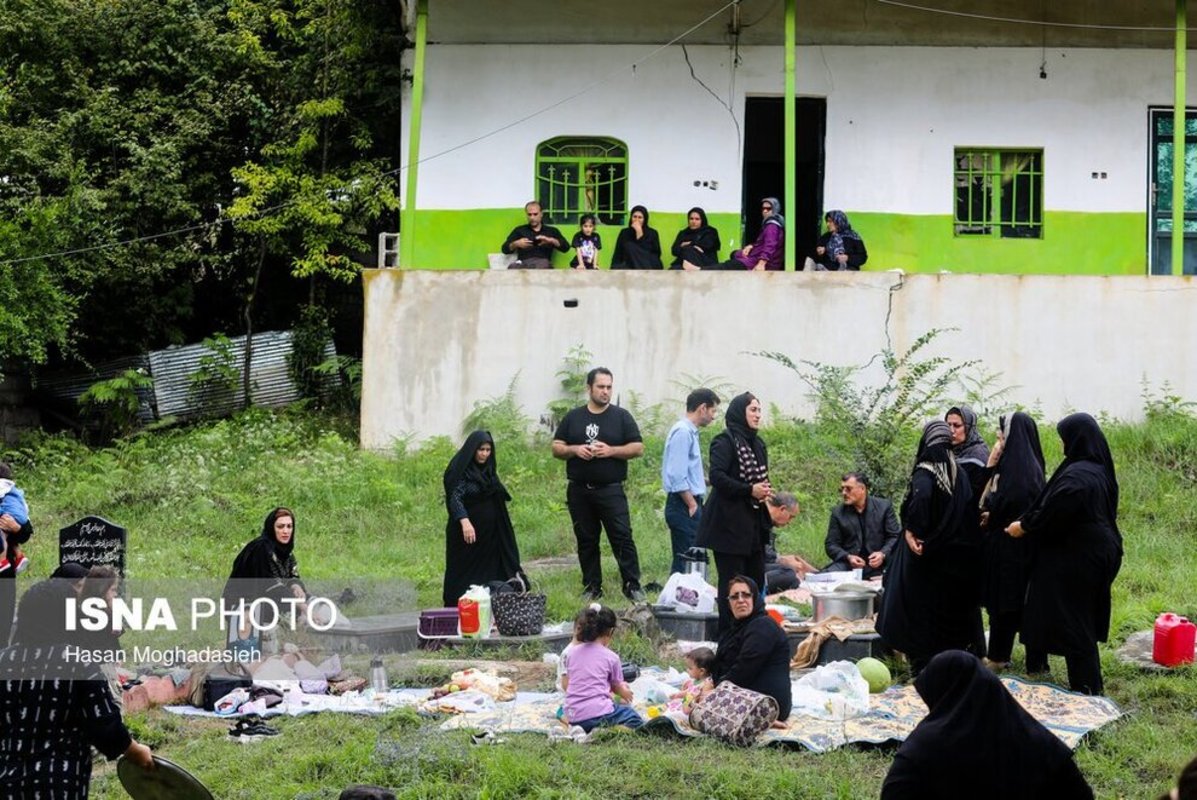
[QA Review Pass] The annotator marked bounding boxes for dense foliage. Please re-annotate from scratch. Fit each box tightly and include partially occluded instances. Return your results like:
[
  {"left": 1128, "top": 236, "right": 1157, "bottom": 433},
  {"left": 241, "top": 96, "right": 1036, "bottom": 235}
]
[{"left": 0, "top": 0, "right": 404, "bottom": 366}]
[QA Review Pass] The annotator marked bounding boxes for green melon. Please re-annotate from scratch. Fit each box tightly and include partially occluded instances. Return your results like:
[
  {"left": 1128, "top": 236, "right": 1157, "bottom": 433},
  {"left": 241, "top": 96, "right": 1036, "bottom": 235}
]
[{"left": 857, "top": 657, "right": 892, "bottom": 693}]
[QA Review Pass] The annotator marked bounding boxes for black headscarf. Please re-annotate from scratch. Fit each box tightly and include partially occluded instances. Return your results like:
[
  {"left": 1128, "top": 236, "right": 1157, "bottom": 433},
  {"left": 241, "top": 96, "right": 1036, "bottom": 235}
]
[
  {"left": 906, "top": 419, "right": 957, "bottom": 501},
  {"left": 687, "top": 206, "right": 709, "bottom": 228},
  {"left": 979, "top": 412, "right": 1045, "bottom": 519},
  {"left": 724, "top": 392, "right": 759, "bottom": 443},
  {"left": 11, "top": 579, "right": 77, "bottom": 647},
  {"left": 260, "top": 506, "right": 295, "bottom": 561},
  {"left": 883, "top": 650, "right": 1087, "bottom": 799},
  {"left": 946, "top": 405, "right": 990, "bottom": 467},
  {"left": 724, "top": 392, "right": 768, "bottom": 487},
  {"left": 1034, "top": 412, "right": 1120, "bottom": 538},
  {"left": 443, "top": 430, "right": 508, "bottom": 504}
]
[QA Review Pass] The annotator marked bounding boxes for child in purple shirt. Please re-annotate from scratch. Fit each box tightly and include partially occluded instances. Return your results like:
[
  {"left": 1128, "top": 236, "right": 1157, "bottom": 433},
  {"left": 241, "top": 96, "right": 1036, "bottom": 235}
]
[{"left": 562, "top": 604, "right": 643, "bottom": 732}]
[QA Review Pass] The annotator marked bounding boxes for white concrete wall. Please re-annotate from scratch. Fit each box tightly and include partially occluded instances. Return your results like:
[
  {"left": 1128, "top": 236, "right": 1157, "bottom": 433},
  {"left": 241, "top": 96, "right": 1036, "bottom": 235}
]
[
  {"left": 403, "top": 44, "right": 1188, "bottom": 216},
  {"left": 360, "top": 270, "right": 1197, "bottom": 447}
]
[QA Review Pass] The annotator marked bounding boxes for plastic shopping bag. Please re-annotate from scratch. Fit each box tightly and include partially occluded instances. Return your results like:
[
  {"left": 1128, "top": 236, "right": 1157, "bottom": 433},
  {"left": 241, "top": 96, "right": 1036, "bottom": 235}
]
[
  {"left": 656, "top": 572, "right": 717, "bottom": 614},
  {"left": 789, "top": 660, "right": 870, "bottom": 720}
]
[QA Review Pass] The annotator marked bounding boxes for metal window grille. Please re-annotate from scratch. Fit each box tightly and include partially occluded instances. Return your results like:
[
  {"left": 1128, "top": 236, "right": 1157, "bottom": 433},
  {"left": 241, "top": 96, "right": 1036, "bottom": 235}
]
[
  {"left": 954, "top": 149, "right": 1043, "bottom": 238},
  {"left": 535, "top": 137, "right": 628, "bottom": 226}
]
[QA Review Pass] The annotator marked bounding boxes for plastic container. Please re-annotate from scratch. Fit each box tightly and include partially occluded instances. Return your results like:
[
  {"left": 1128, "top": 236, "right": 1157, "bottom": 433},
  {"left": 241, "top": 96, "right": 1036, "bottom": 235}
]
[
  {"left": 1153, "top": 612, "right": 1197, "bottom": 667},
  {"left": 370, "top": 657, "right": 388, "bottom": 694},
  {"left": 457, "top": 587, "right": 492, "bottom": 638}
]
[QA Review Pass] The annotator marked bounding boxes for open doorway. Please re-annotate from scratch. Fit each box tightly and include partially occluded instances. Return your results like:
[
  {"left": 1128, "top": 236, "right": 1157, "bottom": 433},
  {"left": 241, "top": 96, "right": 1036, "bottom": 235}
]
[{"left": 742, "top": 97, "right": 826, "bottom": 265}]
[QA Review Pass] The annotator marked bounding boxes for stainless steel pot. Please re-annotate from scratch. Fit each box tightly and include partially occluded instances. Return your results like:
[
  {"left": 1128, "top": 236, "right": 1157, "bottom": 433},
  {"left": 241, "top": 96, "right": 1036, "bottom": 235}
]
[{"left": 811, "top": 591, "right": 876, "bottom": 622}]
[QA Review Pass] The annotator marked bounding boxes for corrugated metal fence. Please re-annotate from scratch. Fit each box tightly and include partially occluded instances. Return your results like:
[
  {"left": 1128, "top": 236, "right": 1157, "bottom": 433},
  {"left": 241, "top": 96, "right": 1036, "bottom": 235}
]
[{"left": 37, "top": 331, "right": 335, "bottom": 424}]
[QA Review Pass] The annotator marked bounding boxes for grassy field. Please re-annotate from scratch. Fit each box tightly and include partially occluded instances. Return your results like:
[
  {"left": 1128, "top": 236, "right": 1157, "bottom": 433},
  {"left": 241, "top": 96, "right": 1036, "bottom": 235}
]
[{"left": 8, "top": 405, "right": 1197, "bottom": 799}]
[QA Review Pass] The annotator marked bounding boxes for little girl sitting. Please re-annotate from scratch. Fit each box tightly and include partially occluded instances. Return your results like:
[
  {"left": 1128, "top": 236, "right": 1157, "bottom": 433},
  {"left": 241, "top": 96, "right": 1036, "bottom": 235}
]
[
  {"left": 562, "top": 604, "right": 643, "bottom": 732},
  {"left": 671, "top": 646, "right": 715, "bottom": 711}
]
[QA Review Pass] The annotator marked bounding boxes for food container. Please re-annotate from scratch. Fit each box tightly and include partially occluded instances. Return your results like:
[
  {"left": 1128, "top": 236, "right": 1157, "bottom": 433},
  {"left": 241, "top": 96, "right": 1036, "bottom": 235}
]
[{"left": 811, "top": 591, "right": 876, "bottom": 622}]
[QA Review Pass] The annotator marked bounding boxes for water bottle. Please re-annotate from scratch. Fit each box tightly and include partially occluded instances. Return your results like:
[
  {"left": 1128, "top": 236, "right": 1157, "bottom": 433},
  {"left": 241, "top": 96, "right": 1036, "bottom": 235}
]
[{"left": 371, "top": 657, "right": 388, "bottom": 695}]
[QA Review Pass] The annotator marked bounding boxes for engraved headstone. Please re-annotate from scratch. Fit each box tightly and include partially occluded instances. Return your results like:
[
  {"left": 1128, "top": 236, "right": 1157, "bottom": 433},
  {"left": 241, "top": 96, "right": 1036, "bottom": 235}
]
[{"left": 59, "top": 516, "right": 127, "bottom": 575}]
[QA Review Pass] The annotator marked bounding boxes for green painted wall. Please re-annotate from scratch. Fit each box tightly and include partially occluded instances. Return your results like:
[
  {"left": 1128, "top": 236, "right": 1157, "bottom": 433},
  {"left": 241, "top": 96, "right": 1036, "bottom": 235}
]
[
  {"left": 405, "top": 208, "right": 1148, "bottom": 275},
  {"left": 406, "top": 209, "right": 743, "bottom": 269},
  {"left": 848, "top": 211, "right": 1147, "bottom": 275}
]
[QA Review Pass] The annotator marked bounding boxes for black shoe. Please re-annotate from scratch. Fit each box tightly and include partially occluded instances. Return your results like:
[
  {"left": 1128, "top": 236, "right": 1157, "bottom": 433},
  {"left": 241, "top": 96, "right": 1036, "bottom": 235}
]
[
  {"left": 644, "top": 581, "right": 664, "bottom": 594},
  {"left": 624, "top": 588, "right": 647, "bottom": 604},
  {"left": 581, "top": 588, "right": 604, "bottom": 604}
]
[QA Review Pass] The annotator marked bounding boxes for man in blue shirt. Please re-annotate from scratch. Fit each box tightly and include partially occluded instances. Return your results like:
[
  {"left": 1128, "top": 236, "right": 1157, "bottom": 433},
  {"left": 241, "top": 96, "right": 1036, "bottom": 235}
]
[{"left": 661, "top": 388, "right": 720, "bottom": 575}]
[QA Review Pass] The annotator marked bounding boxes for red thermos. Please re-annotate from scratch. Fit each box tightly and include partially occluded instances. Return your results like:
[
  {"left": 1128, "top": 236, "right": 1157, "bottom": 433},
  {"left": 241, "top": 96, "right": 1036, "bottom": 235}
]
[{"left": 1153, "top": 613, "right": 1197, "bottom": 667}]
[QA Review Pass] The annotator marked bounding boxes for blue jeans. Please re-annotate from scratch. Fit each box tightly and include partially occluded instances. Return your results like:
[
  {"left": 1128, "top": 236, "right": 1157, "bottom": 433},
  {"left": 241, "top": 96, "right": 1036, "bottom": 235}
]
[
  {"left": 575, "top": 704, "right": 644, "bottom": 732},
  {"left": 664, "top": 493, "right": 703, "bottom": 575}
]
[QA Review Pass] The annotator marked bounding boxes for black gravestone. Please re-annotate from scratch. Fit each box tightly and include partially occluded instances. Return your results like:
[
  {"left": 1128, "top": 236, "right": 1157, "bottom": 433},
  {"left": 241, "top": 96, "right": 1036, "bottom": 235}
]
[{"left": 59, "top": 516, "right": 126, "bottom": 575}]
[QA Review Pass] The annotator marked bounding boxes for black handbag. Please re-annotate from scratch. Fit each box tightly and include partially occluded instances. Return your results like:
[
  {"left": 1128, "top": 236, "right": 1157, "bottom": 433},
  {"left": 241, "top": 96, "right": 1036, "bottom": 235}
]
[
  {"left": 200, "top": 662, "right": 253, "bottom": 711},
  {"left": 491, "top": 589, "right": 546, "bottom": 636}
]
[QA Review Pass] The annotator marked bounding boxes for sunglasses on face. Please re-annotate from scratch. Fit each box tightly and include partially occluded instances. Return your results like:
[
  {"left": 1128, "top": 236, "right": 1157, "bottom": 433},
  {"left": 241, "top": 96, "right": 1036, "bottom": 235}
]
[{"left": 727, "top": 591, "right": 753, "bottom": 601}]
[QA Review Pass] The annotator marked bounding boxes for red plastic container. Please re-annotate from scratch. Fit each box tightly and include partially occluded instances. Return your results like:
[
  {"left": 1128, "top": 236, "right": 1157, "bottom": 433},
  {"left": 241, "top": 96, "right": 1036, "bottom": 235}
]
[
  {"left": 458, "top": 597, "right": 482, "bottom": 636},
  {"left": 1152, "top": 613, "right": 1197, "bottom": 667}
]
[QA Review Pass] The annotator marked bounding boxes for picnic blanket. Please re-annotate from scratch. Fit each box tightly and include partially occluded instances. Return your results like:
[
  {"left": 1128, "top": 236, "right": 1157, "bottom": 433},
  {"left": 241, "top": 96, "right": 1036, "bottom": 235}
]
[{"left": 438, "top": 677, "right": 1122, "bottom": 752}]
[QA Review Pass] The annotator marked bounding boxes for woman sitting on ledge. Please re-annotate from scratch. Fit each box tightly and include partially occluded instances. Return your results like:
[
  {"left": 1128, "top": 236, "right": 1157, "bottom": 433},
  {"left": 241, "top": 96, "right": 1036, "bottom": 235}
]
[
  {"left": 685, "top": 197, "right": 784, "bottom": 271},
  {"left": 670, "top": 207, "right": 721, "bottom": 270}
]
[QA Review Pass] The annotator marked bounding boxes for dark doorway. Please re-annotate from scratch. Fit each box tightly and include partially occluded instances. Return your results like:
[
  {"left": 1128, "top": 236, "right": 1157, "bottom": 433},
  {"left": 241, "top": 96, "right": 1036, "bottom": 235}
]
[{"left": 741, "top": 97, "right": 826, "bottom": 266}]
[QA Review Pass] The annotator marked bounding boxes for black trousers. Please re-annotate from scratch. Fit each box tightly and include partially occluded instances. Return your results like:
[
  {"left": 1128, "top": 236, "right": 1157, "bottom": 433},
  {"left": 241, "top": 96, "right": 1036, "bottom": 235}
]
[
  {"left": 986, "top": 608, "right": 1022, "bottom": 663},
  {"left": 566, "top": 482, "right": 641, "bottom": 595},
  {"left": 713, "top": 548, "right": 765, "bottom": 634},
  {"left": 1025, "top": 645, "right": 1104, "bottom": 695}
]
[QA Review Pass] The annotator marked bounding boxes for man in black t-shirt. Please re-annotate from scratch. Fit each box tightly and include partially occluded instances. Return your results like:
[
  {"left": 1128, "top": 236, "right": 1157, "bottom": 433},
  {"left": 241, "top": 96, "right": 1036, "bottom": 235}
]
[
  {"left": 501, "top": 201, "right": 568, "bottom": 269},
  {"left": 551, "top": 367, "right": 645, "bottom": 602}
]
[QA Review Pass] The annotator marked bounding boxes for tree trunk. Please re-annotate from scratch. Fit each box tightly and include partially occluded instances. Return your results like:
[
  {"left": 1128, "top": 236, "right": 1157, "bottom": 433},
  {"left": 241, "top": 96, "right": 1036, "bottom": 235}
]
[{"left": 243, "top": 237, "right": 266, "bottom": 409}]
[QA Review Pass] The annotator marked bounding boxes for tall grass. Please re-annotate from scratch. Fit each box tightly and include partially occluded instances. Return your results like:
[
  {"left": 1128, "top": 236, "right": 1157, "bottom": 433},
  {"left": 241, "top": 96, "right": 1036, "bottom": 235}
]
[{"left": 8, "top": 405, "right": 1197, "bottom": 799}]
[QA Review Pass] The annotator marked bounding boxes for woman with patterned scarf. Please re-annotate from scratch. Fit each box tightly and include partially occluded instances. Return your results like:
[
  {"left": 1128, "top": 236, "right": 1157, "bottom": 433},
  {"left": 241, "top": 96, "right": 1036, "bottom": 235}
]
[
  {"left": 877, "top": 420, "right": 984, "bottom": 676},
  {"left": 806, "top": 210, "right": 868, "bottom": 271},
  {"left": 695, "top": 392, "right": 773, "bottom": 632}
]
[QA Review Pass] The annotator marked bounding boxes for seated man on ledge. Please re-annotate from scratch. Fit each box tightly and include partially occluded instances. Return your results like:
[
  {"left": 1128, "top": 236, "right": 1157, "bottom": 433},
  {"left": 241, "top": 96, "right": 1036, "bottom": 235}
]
[
  {"left": 824, "top": 471, "right": 899, "bottom": 579},
  {"left": 763, "top": 492, "right": 818, "bottom": 593},
  {"left": 501, "top": 201, "right": 568, "bottom": 269}
]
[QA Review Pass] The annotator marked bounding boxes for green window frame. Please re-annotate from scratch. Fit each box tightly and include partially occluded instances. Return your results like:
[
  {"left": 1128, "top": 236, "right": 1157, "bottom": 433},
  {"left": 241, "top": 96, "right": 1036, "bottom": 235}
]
[
  {"left": 535, "top": 136, "right": 628, "bottom": 226},
  {"left": 954, "top": 148, "right": 1043, "bottom": 238}
]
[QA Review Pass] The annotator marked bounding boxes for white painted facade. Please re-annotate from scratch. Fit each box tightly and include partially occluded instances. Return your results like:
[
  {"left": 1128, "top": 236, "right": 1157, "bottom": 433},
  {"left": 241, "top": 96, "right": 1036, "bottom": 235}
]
[
  {"left": 406, "top": 44, "right": 1191, "bottom": 217},
  {"left": 360, "top": 270, "right": 1197, "bottom": 447}
]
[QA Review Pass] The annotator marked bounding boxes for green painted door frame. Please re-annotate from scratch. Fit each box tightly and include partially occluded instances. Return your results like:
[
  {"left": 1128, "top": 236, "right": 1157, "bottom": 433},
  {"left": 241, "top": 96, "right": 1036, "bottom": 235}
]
[
  {"left": 400, "top": 0, "right": 429, "bottom": 268},
  {"left": 1174, "top": 0, "right": 1187, "bottom": 275},
  {"left": 784, "top": 0, "right": 796, "bottom": 270}
]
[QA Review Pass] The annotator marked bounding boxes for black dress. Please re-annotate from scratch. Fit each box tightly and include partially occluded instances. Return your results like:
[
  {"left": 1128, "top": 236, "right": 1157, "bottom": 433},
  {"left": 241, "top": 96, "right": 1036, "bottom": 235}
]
[
  {"left": 669, "top": 223, "right": 721, "bottom": 268},
  {"left": 712, "top": 576, "right": 792, "bottom": 721},
  {"left": 611, "top": 205, "right": 663, "bottom": 269},
  {"left": 1018, "top": 414, "right": 1122, "bottom": 662},
  {"left": 978, "top": 412, "right": 1045, "bottom": 660},
  {"left": 442, "top": 431, "right": 525, "bottom": 607},
  {"left": 877, "top": 422, "right": 982, "bottom": 669},
  {"left": 881, "top": 651, "right": 1093, "bottom": 800}
]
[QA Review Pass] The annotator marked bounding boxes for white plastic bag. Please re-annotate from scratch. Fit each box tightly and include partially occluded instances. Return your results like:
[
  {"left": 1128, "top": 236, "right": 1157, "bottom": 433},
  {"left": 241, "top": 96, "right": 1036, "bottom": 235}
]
[
  {"left": 790, "top": 660, "right": 870, "bottom": 720},
  {"left": 655, "top": 572, "right": 717, "bottom": 614},
  {"left": 458, "top": 585, "right": 492, "bottom": 638}
]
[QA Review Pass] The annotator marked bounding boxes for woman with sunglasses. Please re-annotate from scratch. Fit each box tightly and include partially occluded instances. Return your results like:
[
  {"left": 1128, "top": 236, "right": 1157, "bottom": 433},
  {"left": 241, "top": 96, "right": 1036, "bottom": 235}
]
[{"left": 710, "top": 575, "right": 792, "bottom": 721}]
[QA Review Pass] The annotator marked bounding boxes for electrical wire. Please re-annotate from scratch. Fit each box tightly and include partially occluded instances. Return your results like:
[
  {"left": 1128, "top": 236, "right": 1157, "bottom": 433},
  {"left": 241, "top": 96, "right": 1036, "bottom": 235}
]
[
  {"left": 873, "top": 0, "right": 1195, "bottom": 32},
  {"left": 391, "top": 1, "right": 738, "bottom": 176}
]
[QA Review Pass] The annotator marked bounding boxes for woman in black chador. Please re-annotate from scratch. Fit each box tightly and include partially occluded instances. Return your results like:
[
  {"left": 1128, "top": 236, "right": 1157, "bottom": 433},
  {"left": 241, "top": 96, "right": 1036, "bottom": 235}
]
[
  {"left": 881, "top": 650, "right": 1093, "bottom": 800},
  {"left": 1006, "top": 412, "right": 1122, "bottom": 695},
  {"left": 877, "top": 420, "right": 983, "bottom": 675},
  {"left": 610, "top": 205, "right": 663, "bottom": 269},
  {"left": 442, "top": 430, "right": 526, "bottom": 606},
  {"left": 670, "top": 207, "right": 721, "bottom": 269},
  {"left": 977, "top": 411, "right": 1045, "bottom": 668}
]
